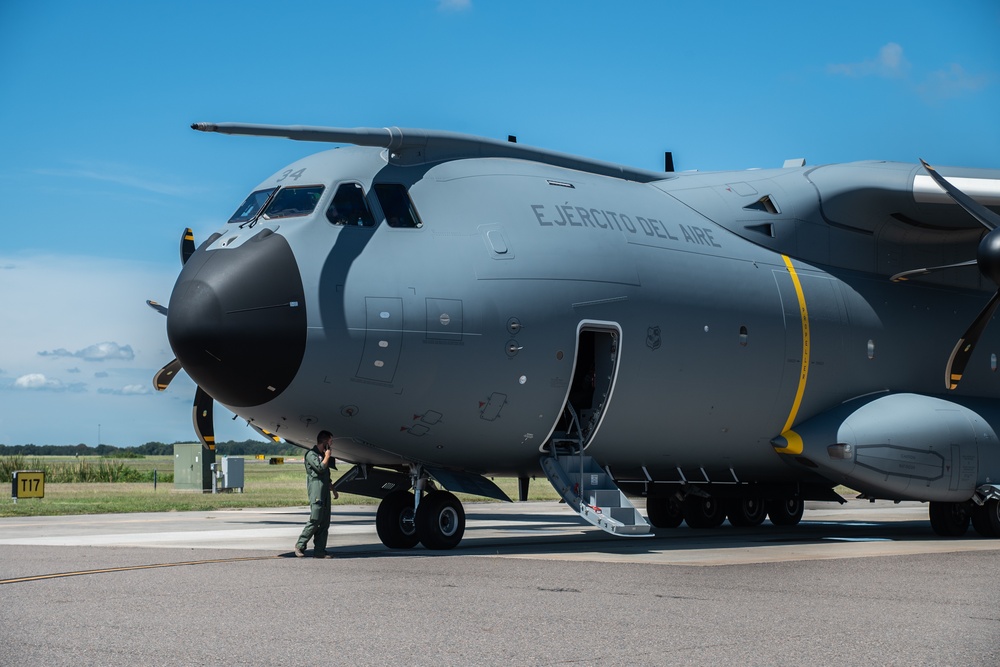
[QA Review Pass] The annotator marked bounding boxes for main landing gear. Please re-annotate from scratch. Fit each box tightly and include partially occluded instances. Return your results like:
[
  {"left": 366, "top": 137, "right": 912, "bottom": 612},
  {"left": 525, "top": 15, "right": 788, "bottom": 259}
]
[
  {"left": 374, "top": 468, "right": 467, "bottom": 550},
  {"left": 930, "top": 499, "right": 1000, "bottom": 538},
  {"left": 645, "top": 494, "right": 804, "bottom": 530}
]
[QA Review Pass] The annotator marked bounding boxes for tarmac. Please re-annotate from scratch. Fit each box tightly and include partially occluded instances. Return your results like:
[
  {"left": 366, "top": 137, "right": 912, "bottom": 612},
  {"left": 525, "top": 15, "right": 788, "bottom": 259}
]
[{"left": 1, "top": 499, "right": 999, "bottom": 665}]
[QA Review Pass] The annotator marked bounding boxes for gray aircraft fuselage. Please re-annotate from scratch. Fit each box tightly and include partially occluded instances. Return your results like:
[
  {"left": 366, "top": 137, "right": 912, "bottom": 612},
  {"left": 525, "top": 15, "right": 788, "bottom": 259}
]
[{"left": 166, "top": 124, "right": 1000, "bottom": 545}]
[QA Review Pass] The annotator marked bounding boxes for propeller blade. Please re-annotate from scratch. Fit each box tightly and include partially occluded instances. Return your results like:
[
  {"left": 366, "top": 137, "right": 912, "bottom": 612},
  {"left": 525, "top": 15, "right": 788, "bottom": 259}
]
[
  {"left": 146, "top": 299, "right": 168, "bottom": 316},
  {"left": 890, "top": 259, "right": 978, "bottom": 283},
  {"left": 921, "top": 159, "right": 1000, "bottom": 231},
  {"left": 946, "top": 289, "right": 1000, "bottom": 390},
  {"left": 153, "top": 358, "right": 182, "bottom": 391},
  {"left": 193, "top": 386, "right": 216, "bottom": 451},
  {"left": 181, "top": 227, "right": 196, "bottom": 265}
]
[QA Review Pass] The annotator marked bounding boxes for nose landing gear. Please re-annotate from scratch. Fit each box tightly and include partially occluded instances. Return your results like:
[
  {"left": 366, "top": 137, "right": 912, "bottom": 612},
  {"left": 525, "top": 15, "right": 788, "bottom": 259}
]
[
  {"left": 415, "top": 490, "right": 466, "bottom": 550},
  {"left": 375, "top": 490, "right": 419, "bottom": 549},
  {"left": 373, "top": 466, "right": 467, "bottom": 550}
]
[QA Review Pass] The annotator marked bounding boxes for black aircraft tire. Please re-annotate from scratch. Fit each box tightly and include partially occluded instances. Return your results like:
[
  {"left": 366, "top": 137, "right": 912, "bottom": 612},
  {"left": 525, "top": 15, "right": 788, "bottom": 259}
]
[
  {"left": 416, "top": 490, "right": 466, "bottom": 550},
  {"left": 766, "top": 498, "right": 804, "bottom": 526},
  {"left": 929, "top": 501, "right": 970, "bottom": 537},
  {"left": 727, "top": 497, "right": 767, "bottom": 527},
  {"left": 646, "top": 496, "right": 684, "bottom": 528},
  {"left": 375, "top": 490, "right": 420, "bottom": 549},
  {"left": 683, "top": 496, "right": 726, "bottom": 528},
  {"left": 971, "top": 499, "right": 1000, "bottom": 538}
]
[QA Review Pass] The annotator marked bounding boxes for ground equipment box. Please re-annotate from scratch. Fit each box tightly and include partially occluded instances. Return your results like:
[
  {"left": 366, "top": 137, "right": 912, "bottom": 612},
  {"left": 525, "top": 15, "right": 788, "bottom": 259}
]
[{"left": 174, "top": 442, "right": 215, "bottom": 491}]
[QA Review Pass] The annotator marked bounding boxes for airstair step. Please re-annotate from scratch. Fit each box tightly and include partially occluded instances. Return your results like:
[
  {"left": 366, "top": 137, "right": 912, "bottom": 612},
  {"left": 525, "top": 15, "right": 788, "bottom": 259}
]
[
  {"left": 568, "top": 472, "right": 609, "bottom": 489},
  {"left": 608, "top": 507, "right": 644, "bottom": 525},
  {"left": 588, "top": 489, "right": 625, "bottom": 509},
  {"left": 540, "top": 452, "right": 650, "bottom": 537}
]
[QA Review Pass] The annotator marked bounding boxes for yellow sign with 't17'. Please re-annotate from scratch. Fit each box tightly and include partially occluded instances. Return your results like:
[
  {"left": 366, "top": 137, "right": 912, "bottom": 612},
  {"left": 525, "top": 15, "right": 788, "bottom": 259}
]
[{"left": 12, "top": 470, "right": 45, "bottom": 500}]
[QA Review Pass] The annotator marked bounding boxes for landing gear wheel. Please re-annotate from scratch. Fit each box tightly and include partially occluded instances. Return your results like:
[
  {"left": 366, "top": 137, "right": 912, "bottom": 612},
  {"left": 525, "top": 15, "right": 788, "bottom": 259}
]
[
  {"left": 416, "top": 490, "right": 466, "bottom": 550},
  {"left": 727, "top": 497, "right": 767, "bottom": 527},
  {"left": 375, "top": 490, "right": 419, "bottom": 549},
  {"left": 929, "top": 501, "right": 970, "bottom": 537},
  {"left": 646, "top": 496, "right": 683, "bottom": 528},
  {"left": 766, "top": 498, "right": 804, "bottom": 526},
  {"left": 682, "top": 495, "right": 726, "bottom": 528},
  {"left": 972, "top": 499, "right": 1000, "bottom": 538}
]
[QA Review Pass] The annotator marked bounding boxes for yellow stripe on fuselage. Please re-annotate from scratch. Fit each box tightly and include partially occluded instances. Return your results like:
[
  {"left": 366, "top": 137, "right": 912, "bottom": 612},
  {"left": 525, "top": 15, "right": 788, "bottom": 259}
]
[
  {"left": 773, "top": 255, "right": 810, "bottom": 454},
  {"left": 773, "top": 429, "right": 804, "bottom": 456}
]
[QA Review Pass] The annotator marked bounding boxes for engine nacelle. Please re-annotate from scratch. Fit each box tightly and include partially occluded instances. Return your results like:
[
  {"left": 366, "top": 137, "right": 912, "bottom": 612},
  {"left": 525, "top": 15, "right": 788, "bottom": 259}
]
[{"left": 772, "top": 393, "right": 998, "bottom": 502}]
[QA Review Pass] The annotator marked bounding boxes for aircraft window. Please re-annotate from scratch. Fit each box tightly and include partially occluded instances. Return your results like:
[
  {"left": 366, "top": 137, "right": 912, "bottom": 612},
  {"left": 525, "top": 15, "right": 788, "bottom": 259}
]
[
  {"left": 228, "top": 187, "right": 277, "bottom": 224},
  {"left": 326, "top": 183, "right": 376, "bottom": 227},
  {"left": 262, "top": 185, "right": 326, "bottom": 219},
  {"left": 374, "top": 183, "right": 423, "bottom": 228}
]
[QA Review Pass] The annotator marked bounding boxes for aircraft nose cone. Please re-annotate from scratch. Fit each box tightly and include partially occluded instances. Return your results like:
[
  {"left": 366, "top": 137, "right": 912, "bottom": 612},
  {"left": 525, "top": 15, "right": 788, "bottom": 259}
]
[{"left": 167, "top": 228, "right": 307, "bottom": 408}]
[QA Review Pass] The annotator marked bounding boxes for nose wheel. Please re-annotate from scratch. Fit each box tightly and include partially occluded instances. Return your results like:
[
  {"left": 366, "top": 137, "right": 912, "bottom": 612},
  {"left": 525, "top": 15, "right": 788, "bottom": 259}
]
[
  {"left": 375, "top": 490, "right": 420, "bottom": 549},
  {"left": 374, "top": 486, "right": 467, "bottom": 550},
  {"left": 415, "top": 491, "right": 466, "bottom": 550}
]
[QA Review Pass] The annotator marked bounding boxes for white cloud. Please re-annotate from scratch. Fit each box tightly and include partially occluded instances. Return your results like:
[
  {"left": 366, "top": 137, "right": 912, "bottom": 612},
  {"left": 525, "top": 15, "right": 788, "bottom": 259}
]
[
  {"left": 39, "top": 341, "right": 136, "bottom": 362},
  {"left": 827, "top": 42, "right": 992, "bottom": 104},
  {"left": 98, "top": 384, "right": 152, "bottom": 396},
  {"left": 12, "top": 373, "right": 85, "bottom": 392},
  {"left": 13, "top": 373, "right": 52, "bottom": 389},
  {"left": 827, "top": 42, "right": 910, "bottom": 79},
  {"left": 917, "top": 63, "right": 991, "bottom": 102},
  {"left": 0, "top": 254, "right": 177, "bottom": 442},
  {"left": 0, "top": 253, "right": 267, "bottom": 446}
]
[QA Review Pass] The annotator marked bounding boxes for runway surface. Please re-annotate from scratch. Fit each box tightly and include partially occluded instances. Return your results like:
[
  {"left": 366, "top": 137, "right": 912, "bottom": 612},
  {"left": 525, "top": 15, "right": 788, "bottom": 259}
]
[{"left": 2, "top": 499, "right": 998, "bottom": 665}]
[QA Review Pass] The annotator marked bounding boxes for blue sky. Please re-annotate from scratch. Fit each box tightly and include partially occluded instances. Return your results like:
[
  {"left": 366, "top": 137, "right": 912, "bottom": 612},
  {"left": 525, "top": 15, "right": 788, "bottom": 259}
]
[{"left": 1, "top": 0, "right": 998, "bottom": 447}]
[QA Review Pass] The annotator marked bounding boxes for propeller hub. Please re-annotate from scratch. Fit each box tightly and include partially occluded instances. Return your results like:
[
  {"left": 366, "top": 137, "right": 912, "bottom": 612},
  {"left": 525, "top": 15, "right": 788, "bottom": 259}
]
[
  {"left": 978, "top": 228, "right": 1000, "bottom": 285},
  {"left": 167, "top": 229, "right": 307, "bottom": 408}
]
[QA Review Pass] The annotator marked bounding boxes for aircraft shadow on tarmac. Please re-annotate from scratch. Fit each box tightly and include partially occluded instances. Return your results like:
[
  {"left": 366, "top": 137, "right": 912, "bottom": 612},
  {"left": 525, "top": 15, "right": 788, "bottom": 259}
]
[{"left": 323, "top": 511, "right": 953, "bottom": 560}]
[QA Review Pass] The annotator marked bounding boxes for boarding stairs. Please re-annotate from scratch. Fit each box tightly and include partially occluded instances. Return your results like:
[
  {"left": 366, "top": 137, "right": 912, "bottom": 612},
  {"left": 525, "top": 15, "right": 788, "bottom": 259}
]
[{"left": 540, "top": 407, "right": 650, "bottom": 536}]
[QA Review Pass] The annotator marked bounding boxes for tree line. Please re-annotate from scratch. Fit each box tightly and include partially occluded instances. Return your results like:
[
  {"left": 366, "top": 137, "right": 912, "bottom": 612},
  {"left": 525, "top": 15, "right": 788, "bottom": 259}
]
[{"left": 0, "top": 440, "right": 302, "bottom": 457}]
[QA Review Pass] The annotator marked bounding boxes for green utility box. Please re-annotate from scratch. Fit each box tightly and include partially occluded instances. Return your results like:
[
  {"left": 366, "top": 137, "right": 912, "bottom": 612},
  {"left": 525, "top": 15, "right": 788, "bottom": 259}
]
[{"left": 173, "top": 443, "right": 215, "bottom": 491}]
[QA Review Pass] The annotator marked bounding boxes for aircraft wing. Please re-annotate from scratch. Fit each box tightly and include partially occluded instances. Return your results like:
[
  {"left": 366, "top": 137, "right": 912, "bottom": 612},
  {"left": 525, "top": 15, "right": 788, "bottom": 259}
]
[{"left": 661, "top": 160, "right": 1000, "bottom": 287}]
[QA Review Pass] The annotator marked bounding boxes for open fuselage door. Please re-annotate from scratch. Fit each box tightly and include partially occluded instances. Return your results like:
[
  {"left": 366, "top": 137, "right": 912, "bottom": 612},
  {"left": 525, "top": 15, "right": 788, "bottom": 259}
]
[
  {"left": 555, "top": 323, "right": 620, "bottom": 451},
  {"left": 541, "top": 321, "right": 650, "bottom": 536}
]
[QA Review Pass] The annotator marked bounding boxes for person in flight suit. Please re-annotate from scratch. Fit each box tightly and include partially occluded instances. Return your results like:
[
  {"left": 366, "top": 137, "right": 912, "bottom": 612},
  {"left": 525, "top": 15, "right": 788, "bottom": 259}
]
[{"left": 294, "top": 430, "right": 339, "bottom": 558}]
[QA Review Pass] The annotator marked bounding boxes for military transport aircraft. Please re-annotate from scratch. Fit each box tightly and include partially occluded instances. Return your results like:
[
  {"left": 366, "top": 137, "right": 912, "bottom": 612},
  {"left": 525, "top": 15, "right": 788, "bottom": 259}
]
[{"left": 150, "top": 121, "right": 1000, "bottom": 550}]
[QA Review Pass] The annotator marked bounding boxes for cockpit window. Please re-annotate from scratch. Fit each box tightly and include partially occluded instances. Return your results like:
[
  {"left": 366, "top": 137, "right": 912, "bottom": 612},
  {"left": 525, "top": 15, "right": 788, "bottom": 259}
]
[
  {"left": 374, "top": 183, "right": 423, "bottom": 228},
  {"left": 262, "top": 185, "right": 325, "bottom": 220},
  {"left": 326, "top": 183, "right": 376, "bottom": 227},
  {"left": 228, "top": 187, "right": 277, "bottom": 224}
]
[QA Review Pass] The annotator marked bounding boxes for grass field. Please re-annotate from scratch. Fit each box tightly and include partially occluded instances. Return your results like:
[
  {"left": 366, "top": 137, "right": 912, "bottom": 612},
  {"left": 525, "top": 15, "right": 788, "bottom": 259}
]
[
  {"left": 2, "top": 455, "right": 857, "bottom": 519},
  {"left": 0, "top": 456, "right": 560, "bottom": 517}
]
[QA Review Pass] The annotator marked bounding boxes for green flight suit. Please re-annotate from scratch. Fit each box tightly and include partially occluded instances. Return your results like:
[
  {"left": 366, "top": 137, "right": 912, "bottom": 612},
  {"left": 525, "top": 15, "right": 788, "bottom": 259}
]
[{"left": 295, "top": 448, "right": 332, "bottom": 554}]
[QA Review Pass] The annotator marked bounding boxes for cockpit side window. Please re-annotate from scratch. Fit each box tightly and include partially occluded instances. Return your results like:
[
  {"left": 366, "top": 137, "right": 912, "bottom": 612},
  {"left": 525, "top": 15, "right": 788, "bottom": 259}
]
[
  {"left": 374, "top": 183, "right": 423, "bottom": 228},
  {"left": 262, "top": 185, "right": 326, "bottom": 220},
  {"left": 228, "top": 187, "right": 278, "bottom": 224},
  {"left": 326, "top": 183, "right": 376, "bottom": 227}
]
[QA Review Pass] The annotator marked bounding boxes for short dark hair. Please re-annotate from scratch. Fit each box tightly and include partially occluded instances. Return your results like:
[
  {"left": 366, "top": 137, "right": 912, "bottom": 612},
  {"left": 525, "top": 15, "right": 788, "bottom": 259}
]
[{"left": 317, "top": 430, "right": 333, "bottom": 442}]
